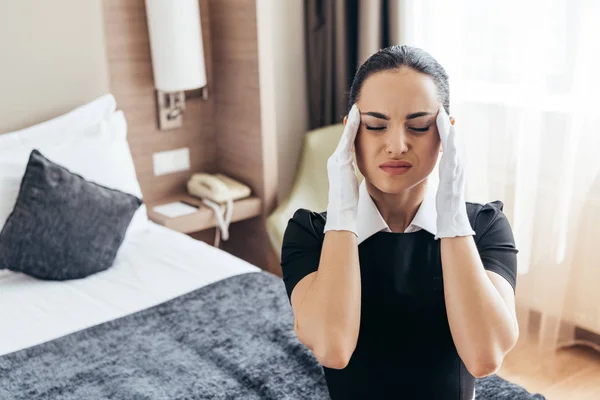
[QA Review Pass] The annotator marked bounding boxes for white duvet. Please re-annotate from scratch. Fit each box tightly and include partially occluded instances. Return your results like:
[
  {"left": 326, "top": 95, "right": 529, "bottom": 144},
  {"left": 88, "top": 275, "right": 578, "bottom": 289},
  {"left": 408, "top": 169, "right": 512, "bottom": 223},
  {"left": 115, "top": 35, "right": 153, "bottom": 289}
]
[{"left": 0, "top": 222, "right": 260, "bottom": 356}]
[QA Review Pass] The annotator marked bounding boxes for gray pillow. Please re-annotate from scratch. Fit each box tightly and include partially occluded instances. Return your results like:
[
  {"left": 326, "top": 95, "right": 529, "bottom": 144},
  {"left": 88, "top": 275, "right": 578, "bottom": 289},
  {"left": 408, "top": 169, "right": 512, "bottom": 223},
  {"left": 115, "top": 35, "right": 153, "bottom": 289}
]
[{"left": 0, "top": 149, "right": 142, "bottom": 280}]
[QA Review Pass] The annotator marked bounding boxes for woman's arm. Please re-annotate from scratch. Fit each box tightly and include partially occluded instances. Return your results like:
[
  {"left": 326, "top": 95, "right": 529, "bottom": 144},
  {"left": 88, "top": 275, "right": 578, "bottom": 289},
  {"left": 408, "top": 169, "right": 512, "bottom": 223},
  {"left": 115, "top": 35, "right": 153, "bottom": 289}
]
[
  {"left": 291, "top": 230, "right": 361, "bottom": 369},
  {"left": 290, "top": 105, "right": 362, "bottom": 370},
  {"left": 434, "top": 108, "right": 518, "bottom": 377},
  {"left": 440, "top": 235, "right": 519, "bottom": 378}
]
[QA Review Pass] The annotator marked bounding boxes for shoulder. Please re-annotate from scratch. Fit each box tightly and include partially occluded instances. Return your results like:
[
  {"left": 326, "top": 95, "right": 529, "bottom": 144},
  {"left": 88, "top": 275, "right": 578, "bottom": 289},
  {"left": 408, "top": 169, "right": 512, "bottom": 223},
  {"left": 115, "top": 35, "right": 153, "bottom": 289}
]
[
  {"left": 466, "top": 199, "right": 505, "bottom": 221},
  {"left": 466, "top": 200, "right": 514, "bottom": 243},
  {"left": 282, "top": 208, "right": 328, "bottom": 246}
]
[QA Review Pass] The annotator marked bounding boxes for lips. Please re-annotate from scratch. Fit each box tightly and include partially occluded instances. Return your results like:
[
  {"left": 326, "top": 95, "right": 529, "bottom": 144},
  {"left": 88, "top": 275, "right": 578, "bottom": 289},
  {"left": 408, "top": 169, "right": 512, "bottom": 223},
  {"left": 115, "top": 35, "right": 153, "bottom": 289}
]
[
  {"left": 379, "top": 160, "right": 412, "bottom": 168},
  {"left": 379, "top": 160, "right": 412, "bottom": 176}
]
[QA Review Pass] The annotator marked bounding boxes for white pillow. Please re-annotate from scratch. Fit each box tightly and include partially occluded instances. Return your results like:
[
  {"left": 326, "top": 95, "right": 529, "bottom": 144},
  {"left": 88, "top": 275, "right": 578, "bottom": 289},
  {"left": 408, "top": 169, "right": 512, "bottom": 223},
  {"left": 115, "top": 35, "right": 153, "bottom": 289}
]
[
  {"left": 0, "top": 107, "right": 148, "bottom": 237},
  {"left": 0, "top": 94, "right": 116, "bottom": 147},
  {"left": 40, "top": 111, "right": 144, "bottom": 199}
]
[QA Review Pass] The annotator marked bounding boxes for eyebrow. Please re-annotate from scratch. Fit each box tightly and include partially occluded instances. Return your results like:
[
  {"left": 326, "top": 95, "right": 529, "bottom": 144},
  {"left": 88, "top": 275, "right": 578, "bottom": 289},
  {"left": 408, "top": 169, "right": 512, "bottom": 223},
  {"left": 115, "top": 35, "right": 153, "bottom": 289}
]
[
  {"left": 361, "top": 111, "right": 390, "bottom": 120},
  {"left": 406, "top": 111, "right": 435, "bottom": 120},
  {"left": 360, "top": 111, "right": 435, "bottom": 120}
]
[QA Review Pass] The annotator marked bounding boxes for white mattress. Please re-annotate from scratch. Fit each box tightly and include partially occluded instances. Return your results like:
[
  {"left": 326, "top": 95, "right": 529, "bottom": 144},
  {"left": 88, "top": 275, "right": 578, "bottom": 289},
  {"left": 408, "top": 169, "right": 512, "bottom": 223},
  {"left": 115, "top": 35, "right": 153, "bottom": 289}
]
[{"left": 0, "top": 222, "right": 260, "bottom": 356}]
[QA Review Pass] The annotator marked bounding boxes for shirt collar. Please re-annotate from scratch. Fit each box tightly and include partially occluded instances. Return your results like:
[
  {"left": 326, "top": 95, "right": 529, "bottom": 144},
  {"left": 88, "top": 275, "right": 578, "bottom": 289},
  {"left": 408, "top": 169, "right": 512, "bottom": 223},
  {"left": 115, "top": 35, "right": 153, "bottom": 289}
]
[{"left": 356, "top": 179, "right": 438, "bottom": 244}]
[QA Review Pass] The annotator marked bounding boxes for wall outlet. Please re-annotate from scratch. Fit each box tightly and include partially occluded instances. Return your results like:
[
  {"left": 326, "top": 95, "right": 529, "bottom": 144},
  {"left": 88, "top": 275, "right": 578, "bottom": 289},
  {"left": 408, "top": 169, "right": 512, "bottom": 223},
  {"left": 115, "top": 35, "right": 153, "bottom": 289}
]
[{"left": 153, "top": 147, "right": 190, "bottom": 176}]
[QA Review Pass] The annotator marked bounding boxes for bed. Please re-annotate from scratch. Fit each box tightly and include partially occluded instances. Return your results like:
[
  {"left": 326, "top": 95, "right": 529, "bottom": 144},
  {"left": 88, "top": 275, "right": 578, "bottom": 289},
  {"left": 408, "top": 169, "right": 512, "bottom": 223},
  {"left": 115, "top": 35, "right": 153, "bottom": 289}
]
[
  {"left": 0, "top": 222, "right": 331, "bottom": 399},
  {"left": 0, "top": 221, "right": 261, "bottom": 357}
]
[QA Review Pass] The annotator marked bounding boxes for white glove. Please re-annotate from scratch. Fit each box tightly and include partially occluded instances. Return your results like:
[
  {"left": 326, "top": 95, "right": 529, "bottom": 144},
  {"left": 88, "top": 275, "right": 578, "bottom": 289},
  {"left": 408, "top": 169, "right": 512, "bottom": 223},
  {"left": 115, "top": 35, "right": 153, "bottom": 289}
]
[
  {"left": 434, "top": 106, "right": 476, "bottom": 240},
  {"left": 323, "top": 104, "right": 361, "bottom": 235}
]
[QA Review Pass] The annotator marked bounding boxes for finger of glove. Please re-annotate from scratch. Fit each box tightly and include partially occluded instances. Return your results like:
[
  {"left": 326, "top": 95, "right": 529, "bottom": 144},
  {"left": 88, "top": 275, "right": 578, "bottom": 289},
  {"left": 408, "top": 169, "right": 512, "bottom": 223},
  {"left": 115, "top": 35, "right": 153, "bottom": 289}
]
[
  {"left": 335, "top": 104, "right": 361, "bottom": 155},
  {"left": 436, "top": 106, "right": 452, "bottom": 147},
  {"left": 438, "top": 127, "right": 462, "bottom": 185}
]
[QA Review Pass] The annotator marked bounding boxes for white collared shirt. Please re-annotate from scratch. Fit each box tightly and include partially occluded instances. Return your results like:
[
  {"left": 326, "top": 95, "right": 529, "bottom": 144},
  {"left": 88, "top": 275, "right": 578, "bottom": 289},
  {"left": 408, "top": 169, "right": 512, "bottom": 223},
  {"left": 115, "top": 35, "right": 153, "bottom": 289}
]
[{"left": 356, "top": 179, "right": 438, "bottom": 244}]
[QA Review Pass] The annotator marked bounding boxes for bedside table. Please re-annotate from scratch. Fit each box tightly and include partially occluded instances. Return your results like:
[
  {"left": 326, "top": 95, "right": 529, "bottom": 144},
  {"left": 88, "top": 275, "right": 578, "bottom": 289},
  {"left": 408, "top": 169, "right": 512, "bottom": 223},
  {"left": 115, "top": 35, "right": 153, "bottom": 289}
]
[
  {"left": 146, "top": 193, "right": 278, "bottom": 275},
  {"left": 146, "top": 193, "right": 263, "bottom": 235}
]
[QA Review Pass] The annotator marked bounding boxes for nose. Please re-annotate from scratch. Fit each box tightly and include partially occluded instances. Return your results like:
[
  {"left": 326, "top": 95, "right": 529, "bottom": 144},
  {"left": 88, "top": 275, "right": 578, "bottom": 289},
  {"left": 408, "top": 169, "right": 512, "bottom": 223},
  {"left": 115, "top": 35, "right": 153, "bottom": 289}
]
[{"left": 385, "top": 127, "right": 409, "bottom": 156}]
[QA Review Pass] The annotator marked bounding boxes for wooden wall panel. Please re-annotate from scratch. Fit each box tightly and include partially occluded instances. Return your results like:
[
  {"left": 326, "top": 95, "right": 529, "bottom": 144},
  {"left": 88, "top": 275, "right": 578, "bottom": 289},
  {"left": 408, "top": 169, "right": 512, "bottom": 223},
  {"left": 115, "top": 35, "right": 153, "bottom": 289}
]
[
  {"left": 103, "top": 0, "right": 216, "bottom": 203},
  {"left": 209, "top": 0, "right": 278, "bottom": 272},
  {"left": 210, "top": 0, "right": 261, "bottom": 193}
]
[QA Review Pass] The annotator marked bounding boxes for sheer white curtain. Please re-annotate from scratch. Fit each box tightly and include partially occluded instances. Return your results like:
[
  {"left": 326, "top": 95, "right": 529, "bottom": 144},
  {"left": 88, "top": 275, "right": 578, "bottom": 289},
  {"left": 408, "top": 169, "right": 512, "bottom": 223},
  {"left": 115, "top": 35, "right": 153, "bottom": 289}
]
[{"left": 397, "top": 0, "right": 600, "bottom": 355}]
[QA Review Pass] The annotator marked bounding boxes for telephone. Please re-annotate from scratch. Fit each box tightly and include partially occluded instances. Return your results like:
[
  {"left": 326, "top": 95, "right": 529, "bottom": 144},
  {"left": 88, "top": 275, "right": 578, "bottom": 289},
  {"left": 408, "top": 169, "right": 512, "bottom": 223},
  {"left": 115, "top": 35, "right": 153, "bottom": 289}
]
[
  {"left": 186, "top": 173, "right": 251, "bottom": 247},
  {"left": 187, "top": 173, "right": 251, "bottom": 204}
]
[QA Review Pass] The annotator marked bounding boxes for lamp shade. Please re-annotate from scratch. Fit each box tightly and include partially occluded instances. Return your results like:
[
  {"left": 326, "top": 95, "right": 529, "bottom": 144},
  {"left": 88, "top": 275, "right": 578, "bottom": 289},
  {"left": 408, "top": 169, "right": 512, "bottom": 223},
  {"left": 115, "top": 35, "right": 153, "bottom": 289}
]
[{"left": 145, "top": 0, "right": 206, "bottom": 92}]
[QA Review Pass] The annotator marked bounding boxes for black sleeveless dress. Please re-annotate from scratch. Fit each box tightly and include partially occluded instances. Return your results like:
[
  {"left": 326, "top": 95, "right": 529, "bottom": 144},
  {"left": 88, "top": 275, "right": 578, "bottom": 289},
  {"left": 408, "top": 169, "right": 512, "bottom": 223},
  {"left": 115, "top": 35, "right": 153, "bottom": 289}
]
[{"left": 281, "top": 201, "right": 518, "bottom": 400}]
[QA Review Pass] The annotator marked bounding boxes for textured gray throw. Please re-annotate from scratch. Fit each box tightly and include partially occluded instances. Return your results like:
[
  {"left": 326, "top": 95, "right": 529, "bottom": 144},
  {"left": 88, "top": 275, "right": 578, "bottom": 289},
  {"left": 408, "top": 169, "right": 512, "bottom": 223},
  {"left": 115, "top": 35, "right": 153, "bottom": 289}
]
[{"left": 0, "top": 271, "right": 545, "bottom": 399}]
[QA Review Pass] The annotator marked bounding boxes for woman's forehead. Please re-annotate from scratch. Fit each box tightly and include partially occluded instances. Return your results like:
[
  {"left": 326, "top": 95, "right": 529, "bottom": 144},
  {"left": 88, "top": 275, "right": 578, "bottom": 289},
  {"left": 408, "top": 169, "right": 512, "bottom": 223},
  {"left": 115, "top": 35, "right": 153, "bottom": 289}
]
[{"left": 357, "top": 69, "right": 439, "bottom": 116}]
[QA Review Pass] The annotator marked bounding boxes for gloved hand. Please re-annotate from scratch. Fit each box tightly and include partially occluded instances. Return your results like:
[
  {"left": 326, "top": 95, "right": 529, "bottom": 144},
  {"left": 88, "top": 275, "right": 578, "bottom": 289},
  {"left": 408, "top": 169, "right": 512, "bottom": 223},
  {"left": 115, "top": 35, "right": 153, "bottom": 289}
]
[
  {"left": 323, "top": 104, "right": 361, "bottom": 236},
  {"left": 434, "top": 106, "right": 476, "bottom": 240}
]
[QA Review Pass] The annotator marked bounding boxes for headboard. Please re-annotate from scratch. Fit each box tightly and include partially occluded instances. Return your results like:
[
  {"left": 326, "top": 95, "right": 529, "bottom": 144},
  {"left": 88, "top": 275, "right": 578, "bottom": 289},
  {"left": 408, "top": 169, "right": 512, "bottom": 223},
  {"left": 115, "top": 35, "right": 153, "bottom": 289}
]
[{"left": 0, "top": 0, "right": 109, "bottom": 134}]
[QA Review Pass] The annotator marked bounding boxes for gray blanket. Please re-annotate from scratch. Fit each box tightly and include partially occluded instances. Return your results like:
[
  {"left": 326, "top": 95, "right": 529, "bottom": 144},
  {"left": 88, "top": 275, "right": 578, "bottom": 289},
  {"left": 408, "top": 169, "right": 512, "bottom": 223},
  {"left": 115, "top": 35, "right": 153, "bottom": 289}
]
[{"left": 0, "top": 271, "right": 544, "bottom": 399}]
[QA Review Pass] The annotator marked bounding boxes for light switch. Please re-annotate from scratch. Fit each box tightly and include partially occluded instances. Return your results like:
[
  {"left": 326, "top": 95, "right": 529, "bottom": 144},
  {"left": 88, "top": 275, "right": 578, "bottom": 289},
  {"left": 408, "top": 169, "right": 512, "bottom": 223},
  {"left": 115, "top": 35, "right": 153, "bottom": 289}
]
[{"left": 153, "top": 147, "right": 190, "bottom": 176}]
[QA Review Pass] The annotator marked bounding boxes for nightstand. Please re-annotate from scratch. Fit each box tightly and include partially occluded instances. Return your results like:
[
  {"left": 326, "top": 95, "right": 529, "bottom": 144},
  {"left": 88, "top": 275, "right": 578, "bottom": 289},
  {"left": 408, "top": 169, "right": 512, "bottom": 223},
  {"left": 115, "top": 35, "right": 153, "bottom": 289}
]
[
  {"left": 146, "top": 193, "right": 262, "bottom": 235},
  {"left": 146, "top": 193, "right": 279, "bottom": 276}
]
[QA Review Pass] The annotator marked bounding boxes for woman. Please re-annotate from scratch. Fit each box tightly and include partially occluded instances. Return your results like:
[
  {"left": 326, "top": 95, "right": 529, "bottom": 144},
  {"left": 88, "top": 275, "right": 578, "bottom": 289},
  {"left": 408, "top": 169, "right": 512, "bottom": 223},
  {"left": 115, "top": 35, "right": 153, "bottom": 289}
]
[{"left": 281, "top": 45, "right": 519, "bottom": 399}]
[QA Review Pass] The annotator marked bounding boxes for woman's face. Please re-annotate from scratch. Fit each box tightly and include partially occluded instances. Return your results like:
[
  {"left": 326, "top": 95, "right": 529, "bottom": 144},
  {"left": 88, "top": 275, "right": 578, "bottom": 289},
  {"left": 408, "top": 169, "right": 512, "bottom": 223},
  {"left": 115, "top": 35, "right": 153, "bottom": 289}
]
[{"left": 352, "top": 68, "right": 443, "bottom": 194}]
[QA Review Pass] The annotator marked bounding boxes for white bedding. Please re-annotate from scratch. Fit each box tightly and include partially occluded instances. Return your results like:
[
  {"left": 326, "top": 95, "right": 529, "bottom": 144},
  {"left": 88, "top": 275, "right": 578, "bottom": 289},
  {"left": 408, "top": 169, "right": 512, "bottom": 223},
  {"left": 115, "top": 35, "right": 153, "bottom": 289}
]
[{"left": 0, "top": 222, "right": 260, "bottom": 356}]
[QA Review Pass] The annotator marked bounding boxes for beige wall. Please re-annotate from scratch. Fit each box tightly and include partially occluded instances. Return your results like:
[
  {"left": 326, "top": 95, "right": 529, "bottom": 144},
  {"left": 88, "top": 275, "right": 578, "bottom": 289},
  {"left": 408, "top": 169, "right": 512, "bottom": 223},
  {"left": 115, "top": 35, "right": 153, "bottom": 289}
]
[
  {"left": 0, "top": 0, "right": 109, "bottom": 133},
  {"left": 257, "top": 0, "right": 308, "bottom": 202}
]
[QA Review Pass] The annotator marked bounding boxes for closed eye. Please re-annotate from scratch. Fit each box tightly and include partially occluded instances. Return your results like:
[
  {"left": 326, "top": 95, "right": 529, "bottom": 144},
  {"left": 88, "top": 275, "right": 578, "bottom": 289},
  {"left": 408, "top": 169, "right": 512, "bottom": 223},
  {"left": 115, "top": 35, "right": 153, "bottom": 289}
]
[
  {"left": 409, "top": 126, "right": 430, "bottom": 132},
  {"left": 365, "top": 124, "right": 386, "bottom": 131}
]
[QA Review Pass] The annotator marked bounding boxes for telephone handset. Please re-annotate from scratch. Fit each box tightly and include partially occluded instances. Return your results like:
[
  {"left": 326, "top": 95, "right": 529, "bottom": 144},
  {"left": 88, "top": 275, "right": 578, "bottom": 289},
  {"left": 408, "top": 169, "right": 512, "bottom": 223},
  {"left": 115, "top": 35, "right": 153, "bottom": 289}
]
[
  {"left": 187, "top": 173, "right": 251, "bottom": 204},
  {"left": 186, "top": 173, "right": 251, "bottom": 247}
]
